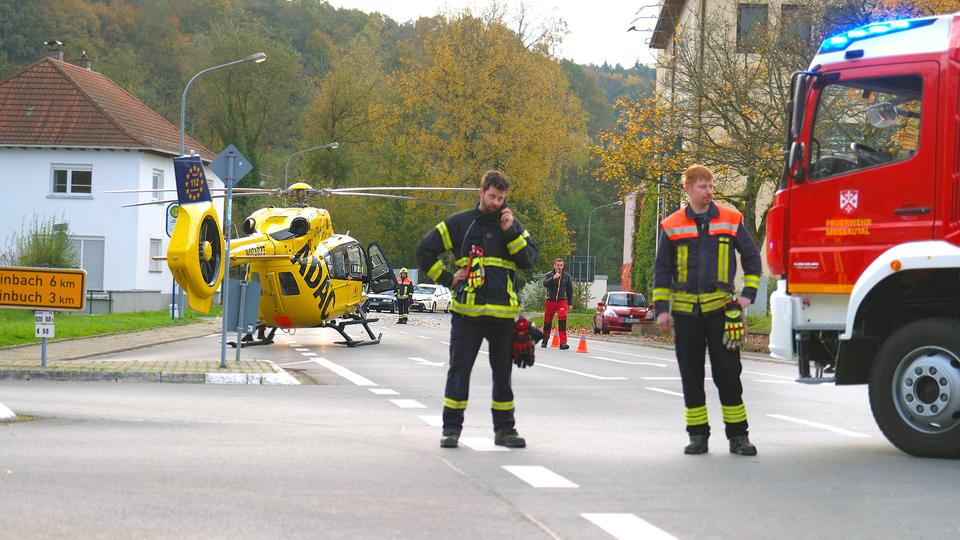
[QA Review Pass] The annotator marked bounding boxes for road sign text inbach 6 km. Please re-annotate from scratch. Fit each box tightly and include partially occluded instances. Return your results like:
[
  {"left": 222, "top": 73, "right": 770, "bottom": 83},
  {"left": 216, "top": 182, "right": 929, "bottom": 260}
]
[{"left": 0, "top": 266, "right": 86, "bottom": 311}]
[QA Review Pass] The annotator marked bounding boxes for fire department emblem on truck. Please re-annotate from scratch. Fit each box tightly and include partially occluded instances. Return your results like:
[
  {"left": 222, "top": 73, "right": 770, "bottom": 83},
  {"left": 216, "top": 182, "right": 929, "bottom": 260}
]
[{"left": 839, "top": 189, "right": 859, "bottom": 215}]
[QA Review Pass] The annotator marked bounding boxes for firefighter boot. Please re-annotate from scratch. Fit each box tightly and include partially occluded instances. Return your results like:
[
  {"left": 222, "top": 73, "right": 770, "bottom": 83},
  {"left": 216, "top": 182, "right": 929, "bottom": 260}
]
[
  {"left": 440, "top": 430, "right": 461, "bottom": 448},
  {"left": 684, "top": 434, "right": 709, "bottom": 455},
  {"left": 559, "top": 343, "right": 570, "bottom": 350},
  {"left": 729, "top": 435, "right": 757, "bottom": 456},
  {"left": 494, "top": 428, "right": 526, "bottom": 448}
]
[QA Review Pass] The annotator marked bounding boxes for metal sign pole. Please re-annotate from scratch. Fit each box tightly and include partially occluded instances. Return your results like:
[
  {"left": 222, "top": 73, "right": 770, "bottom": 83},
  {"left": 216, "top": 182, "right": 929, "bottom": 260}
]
[
  {"left": 219, "top": 153, "right": 235, "bottom": 369},
  {"left": 41, "top": 337, "right": 47, "bottom": 368},
  {"left": 235, "top": 280, "right": 247, "bottom": 364}
]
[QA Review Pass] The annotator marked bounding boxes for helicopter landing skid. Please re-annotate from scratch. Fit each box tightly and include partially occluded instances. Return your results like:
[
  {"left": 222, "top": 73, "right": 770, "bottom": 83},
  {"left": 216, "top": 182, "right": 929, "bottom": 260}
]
[
  {"left": 324, "top": 316, "right": 382, "bottom": 347},
  {"left": 228, "top": 325, "right": 278, "bottom": 348}
]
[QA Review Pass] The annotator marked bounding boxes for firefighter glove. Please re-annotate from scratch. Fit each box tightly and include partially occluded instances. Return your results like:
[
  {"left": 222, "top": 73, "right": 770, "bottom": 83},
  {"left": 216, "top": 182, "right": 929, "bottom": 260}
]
[
  {"left": 722, "top": 302, "right": 745, "bottom": 350},
  {"left": 512, "top": 316, "right": 536, "bottom": 368}
]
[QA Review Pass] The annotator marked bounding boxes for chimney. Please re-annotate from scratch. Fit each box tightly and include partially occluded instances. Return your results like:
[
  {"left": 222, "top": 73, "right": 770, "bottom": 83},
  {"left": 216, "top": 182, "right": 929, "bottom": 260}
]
[
  {"left": 44, "top": 40, "right": 64, "bottom": 61},
  {"left": 77, "top": 50, "right": 91, "bottom": 70}
]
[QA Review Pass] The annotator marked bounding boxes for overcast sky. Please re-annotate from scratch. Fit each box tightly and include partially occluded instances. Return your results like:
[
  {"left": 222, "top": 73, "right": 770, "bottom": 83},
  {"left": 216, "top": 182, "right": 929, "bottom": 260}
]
[{"left": 324, "top": 1, "right": 658, "bottom": 67}]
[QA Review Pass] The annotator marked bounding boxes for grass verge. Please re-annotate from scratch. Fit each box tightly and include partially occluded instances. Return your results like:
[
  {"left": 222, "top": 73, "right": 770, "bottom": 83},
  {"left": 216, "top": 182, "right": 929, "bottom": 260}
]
[{"left": 0, "top": 307, "right": 221, "bottom": 348}]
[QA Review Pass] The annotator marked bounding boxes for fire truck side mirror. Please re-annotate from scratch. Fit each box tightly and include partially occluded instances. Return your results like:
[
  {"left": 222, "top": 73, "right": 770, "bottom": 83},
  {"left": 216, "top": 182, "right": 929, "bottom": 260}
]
[{"left": 787, "top": 141, "right": 805, "bottom": 182}]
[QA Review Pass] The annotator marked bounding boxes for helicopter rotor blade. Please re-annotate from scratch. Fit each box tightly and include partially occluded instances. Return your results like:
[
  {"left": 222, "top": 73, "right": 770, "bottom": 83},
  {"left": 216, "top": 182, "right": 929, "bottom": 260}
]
[
  {"left": 324, "top": 186, "right": 476, "bottom": 193},
  {"left": 322, "top": 192, "right": 458, "bottom": 205}
]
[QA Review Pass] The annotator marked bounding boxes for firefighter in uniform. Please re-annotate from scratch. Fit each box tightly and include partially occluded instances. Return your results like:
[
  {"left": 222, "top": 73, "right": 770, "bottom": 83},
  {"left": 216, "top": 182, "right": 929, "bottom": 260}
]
[
  {"left": 542, "top": 258, "right": 573, "bottom": 349},
  {"left": 396, "top": 268, "right": 413, "bottom": 324},
  {"left": 653, "top": 164, "right": 762, "bottom": 456},
  {"left": 416, "top": 170, "right": 539, "bottom": 449}
]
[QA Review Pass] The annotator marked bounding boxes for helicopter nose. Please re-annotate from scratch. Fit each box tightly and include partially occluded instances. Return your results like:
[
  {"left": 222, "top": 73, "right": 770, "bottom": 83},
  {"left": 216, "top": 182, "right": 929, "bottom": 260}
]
[{"left": 201, "top": 240, "right": 213, "bottom": 262}]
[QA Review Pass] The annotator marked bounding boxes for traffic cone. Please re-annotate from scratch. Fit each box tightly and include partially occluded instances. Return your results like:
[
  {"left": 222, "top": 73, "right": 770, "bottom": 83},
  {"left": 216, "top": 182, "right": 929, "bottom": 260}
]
[
  {"left": 576, "top": 332, "right": 588, "bottom": 353},
  {"left": 550, "top": 330, "right": 560, "bottom": 348}
]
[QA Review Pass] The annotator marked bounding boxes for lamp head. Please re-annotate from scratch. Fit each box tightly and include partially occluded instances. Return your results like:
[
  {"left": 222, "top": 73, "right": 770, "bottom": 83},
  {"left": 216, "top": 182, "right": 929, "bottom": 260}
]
[{"left": 247, "top": 52, "right": 267, "bottom": 63}]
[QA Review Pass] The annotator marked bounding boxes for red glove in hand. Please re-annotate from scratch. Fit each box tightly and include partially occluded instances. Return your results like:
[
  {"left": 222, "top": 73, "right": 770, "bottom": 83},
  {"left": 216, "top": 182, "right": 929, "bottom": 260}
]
[{"left": 512, "top": 316, "right": 535, "bottom": 368}]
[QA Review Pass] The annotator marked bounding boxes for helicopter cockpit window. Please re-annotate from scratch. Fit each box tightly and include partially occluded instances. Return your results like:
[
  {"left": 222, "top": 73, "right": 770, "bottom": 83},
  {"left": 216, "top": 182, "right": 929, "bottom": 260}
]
[
  {"left": 808, "top": 74, "right": 922, "bottom": 181},
  {"left": 328, "top": 242, "right": 366, "bottom": 281},
  {"left": 278, "top": 272, "right": 300, "bottom": 296}
]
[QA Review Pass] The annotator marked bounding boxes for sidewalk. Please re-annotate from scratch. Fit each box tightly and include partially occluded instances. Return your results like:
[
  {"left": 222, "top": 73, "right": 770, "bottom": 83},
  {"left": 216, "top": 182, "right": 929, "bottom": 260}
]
[{"left": 0, "top": 318, "right": 297, "bottom": 385}]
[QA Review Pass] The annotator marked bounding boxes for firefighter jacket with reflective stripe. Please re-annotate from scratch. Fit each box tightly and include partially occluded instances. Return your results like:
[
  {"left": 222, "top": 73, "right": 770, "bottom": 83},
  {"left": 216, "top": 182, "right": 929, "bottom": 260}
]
[
  {"left": 396, "top": 277, "right": 413, "bottom": 300},
  {"left": 542, "top": 270, "right": 573, "bottom": 303},
  {"left": 416, "top": 207, "right": 538, "bottom": 319},
  {"left": 652, "top": 203, "right": 761, "bottom": 316}
]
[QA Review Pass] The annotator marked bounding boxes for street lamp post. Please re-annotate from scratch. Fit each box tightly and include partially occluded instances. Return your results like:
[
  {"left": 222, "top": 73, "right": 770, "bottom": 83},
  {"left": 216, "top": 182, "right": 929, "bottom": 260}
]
[
  {"left": 283, "top": 142, "right": 340, "bottom": 188},
  {"left": 587, "top": 200, "right": 624, "bottom": 280},
  {"left": 178, "top": 52, "right": 266, "bottom": 156}
]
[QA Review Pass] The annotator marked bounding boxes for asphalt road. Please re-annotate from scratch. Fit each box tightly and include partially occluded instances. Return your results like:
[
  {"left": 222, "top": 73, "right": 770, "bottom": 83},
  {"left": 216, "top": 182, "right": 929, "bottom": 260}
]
[{"left": 2, "top": 312, "right": 958, "bottom": 539}]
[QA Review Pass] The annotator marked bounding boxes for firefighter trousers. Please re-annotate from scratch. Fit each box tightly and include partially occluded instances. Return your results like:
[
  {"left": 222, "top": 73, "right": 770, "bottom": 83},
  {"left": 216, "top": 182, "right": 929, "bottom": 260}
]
[
  {"left": 542, "top": 299, "right": 568, "bottom": 345},
  {"left": 442, "top": 313, "right": 515, "bottom": 432},
  {"left": 397, "top": 298, "right": 410, "bottom": 322},
  {"left": 673, "top": 310, "right": 749, "bottom": 439}
]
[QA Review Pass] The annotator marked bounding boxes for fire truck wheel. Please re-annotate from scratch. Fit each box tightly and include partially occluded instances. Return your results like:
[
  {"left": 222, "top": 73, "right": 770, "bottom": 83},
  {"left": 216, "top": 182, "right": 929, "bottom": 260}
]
[{"left": 870, "top": 318, "right": 960, "bottom": 458}]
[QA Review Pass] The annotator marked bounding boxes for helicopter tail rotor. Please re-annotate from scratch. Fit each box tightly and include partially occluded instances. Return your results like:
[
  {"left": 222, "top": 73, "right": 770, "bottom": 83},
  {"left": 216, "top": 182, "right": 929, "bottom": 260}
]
[{"left": 167, "top": 201, "right": 224, "bottom": 313}]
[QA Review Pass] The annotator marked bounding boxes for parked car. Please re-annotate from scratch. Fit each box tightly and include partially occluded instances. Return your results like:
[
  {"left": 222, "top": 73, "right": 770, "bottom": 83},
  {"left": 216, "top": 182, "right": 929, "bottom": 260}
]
[
  {"left": 411, "top": 284, "right": 452, "bottom": 313},
  {"left": 594, "top": 291, "right": 653, "bottom": 334},
  {"left": 364, "top": 291, "right": 397, "bottom": 313}
]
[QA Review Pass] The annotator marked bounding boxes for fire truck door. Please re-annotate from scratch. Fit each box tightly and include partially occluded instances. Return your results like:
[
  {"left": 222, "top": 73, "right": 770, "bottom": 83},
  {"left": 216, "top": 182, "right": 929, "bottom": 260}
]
[{"left": 787, "top": 62, "right": 937, "bottom": 294}]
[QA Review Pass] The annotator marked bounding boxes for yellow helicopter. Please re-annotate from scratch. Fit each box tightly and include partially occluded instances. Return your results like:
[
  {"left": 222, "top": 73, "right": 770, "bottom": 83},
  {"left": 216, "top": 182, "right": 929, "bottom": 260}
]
[{"left": 114, "top": 157, "right": 472, "bottom": 347}]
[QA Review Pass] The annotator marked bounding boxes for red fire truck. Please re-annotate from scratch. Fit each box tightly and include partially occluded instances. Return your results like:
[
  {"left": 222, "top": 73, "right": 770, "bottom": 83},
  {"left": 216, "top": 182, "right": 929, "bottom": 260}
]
[{"left": 767, "top": 14, "right": 960, "bottom": 457}]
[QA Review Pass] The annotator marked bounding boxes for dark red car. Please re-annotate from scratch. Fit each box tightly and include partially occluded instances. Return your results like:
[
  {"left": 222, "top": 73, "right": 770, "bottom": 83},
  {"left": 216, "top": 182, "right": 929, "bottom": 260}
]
[{"left": 593, "top": 291, "right": 653, "bottom": 334}]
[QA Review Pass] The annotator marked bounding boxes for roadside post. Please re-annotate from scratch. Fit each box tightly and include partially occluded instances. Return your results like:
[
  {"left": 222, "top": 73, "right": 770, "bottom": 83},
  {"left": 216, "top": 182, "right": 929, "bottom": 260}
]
[
  {"left": 0, "top": 266, "right": 86, "bottom": 367},
  {"left": 165, "top": 202, "right": 180, "bottom": 320},
  {"left": 209, "top": 144, "right": 253, "bottom": 368}
]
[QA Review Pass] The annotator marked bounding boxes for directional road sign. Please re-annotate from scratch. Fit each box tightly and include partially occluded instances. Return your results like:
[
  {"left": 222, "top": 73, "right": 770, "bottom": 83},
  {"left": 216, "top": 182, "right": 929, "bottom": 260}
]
[
  {"left": 0, "top": 266, "right": 86, "bottom": 311},
  {"left": 209, "top": 144, "right": 253, "bottom": 187}
]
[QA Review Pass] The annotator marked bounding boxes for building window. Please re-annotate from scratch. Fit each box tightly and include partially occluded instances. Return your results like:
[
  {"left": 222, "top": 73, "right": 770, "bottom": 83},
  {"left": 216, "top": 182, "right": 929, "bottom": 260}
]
[
  {"left": 150, "top": 238, "right": 163, "bottom": 272},
  {"left": 68, "top": 236, "right": 105, "bottom": 290},
  {"left": 152, "top": 169, "right": 164, "bottom": 201},
  {"left": 51, "top": 164, "right": 93, "bottom": 195},
  {"left": 737, "top": 3, "right": 769, "bottom": 53},
  {"left": 780, "top": 4, "right": 811, "bottom": 45}
]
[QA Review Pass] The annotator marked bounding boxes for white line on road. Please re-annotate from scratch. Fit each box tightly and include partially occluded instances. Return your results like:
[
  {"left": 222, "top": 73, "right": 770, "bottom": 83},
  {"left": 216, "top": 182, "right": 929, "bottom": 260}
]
[
  {"left": 294, "top": 348, "right": 310, "bottom": 351},
  {"left": 276, "top": 359, "right": 317, "bottom": 367},
  {"left": 767, "top": 414, "right": 870, "bottom": 438},
  {"left": 389, "top": 399, "right": 427, "bottom": 409},
  {"left": 417, "top": 335, "right": 431, "bottom": 340},
  {"left": 503, "top": 466, "right": 578, "bottom": 488},
  {"left": 479, "top": 350, "right": 489, "bottom": 355},
  {"left": 0, "top": 401, "right": 15, "bottom": 420},
  {"left": 641, "top": 376, "right": 711, "bottom": 381},
  {"left": 645, "top": 387, "right": 683, "bottom": 397},
  {"left": 441, "top": 341, "right": 450, "bottom": 346},
  {"left": 300, "top": 352, "right": 318, "bottom": 357},
  {"left": 418, "top": 415, "right": 443, "bottom": 427},
  {"left": 461, "top": 437, "right": 510, "bottom": 452},
  {"left": 408, "top": 357, "right": 445, "bottom": 367},
  {"left": 310, "top": 358, "right": 377, "bottom": 386},
  {"left": 753, "top": 379, "right": 795, "bottom": 384},
  {"left": 591, "top": 356, "right": 667, "bottom": 367},
  {"left": 369, "top": 388, "right": 399, "bottom": 395},
  {"left": 582, "top": 513, "right": 678, "bottom": 540},
  {"left": 743, "top": 370, "right": 794, "bottom": 380},
  {"left": 590, "top": 347, "right": 676, "bottom": 363},
  {"left": 536, "top": 363, "right": 627, "bottom": 380},
  {"left": 393, "top": 330, "right": 408, "bottom": 334}
]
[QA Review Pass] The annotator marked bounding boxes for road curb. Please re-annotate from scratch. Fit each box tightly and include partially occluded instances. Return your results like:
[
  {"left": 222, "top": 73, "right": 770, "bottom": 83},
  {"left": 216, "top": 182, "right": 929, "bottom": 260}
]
[{"left": 0, "top": 366, "right": 299, "bottom": 385}]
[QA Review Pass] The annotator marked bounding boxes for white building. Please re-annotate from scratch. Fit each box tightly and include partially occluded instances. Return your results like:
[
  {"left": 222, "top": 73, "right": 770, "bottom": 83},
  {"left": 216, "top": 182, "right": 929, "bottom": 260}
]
[{"left": 0, "top": 54, "right": 223, "bottom": 311}]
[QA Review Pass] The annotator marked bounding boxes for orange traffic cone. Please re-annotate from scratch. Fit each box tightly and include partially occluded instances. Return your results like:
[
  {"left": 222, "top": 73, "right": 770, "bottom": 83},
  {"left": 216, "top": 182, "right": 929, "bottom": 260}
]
[
  {"left": 576, "top": 332, "right": 588, "bottom": 353},
  {"left": 550, "top": 330, "right": 560, "bottom": 348}
]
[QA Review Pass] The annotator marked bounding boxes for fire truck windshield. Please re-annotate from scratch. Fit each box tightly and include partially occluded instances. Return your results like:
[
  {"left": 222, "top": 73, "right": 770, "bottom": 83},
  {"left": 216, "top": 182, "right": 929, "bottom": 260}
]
[{"left": 808, "top": 74, "right": 922, "bottom": 180}]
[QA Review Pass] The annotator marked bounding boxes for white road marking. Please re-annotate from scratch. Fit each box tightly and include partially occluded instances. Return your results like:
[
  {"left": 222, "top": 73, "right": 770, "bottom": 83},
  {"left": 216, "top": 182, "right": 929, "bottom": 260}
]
[
  {"left": 767, "top": 414, "right": 870, "bottom": 438},
  {"left": 369, "top": 388, "right": 399, "bottom": 395},
  {"left": 460, "top": 437, "right": 510, "bottom": 452},
  {"left": 503, "top": 466, "right": 579, "bottom": 488},
  {"left": 753, "top": 379, "right": 795, "bottom": 384},
  {"left": 645, "top": 387, "right": 683, "bottom": 397},
  {"left": 479, "top": 350, "right": 489, "bottom": 355},
  {"left": 294, "top": 348, "right": 310, "bottom": 352},
  {"left": 590, "top": 347, "right": 676, "bottom": 363},
  {"left": 0, "top": 401, "right": 15, "bottom": 420},
  {"left": 537, "top": 363, "right": 627, "bottom": 380},
  {"left": 408, "top": 357, "right": 445, "bottom": 367},
  {"left": 389, "top": 399, "right": 427, "bottom": 409},
  {"left": 591, "top": 356, "right": 666, "bottom": 367},
  {"left": 276, "top": 359, "right": 317, "bottom": 367},
  {"left": 310, "top": 357, "right": 377, "bottom": 386},
  {"left": 582, "top": 513, "right": 678, "bottom": 540},
  {"left": 743, "top": 370, "right": 794, "bottom": 380},
  {"left": 300, "top": 352, "right": 318, "bottom": 357},
  {"left": 393, "top": 330, "right": 408, "bottom": 334},
  {"left": 417, "top": 335, "right": 431, "bottom": 340},
  {"left": 641, "top": 376, "right": 711, "bottom": 381},
  {"left": 418, "top": 415, "right": 443, "bottom": 427},
  {"left": 441, "top": 341, "right": 450, "bottom": 346}
]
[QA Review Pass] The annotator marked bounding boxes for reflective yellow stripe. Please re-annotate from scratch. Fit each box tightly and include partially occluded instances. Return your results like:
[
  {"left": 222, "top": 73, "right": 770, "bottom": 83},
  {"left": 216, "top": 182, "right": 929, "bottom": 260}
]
[
  {"left": 652, "top": 288, "right": 671, "bottom": 302},
  {"left": 491, "top": 400, "right": 515, "bottom": 411},
  {"left": 669, "top": 290, "right": 731, "bottom": 314},
  {"left": 455, "top": 256, "right": 517, "bottom": 271},
  {"left": 743, "top": 274, "right": 761, "bottom": 289},
  {"left": 722, "top": 403, "right": 747, "bottom": 424},
  {"left": 507, "top": 274, "right": 519, "bottom": 307},
  {"left": 677, "top": 245, "right": 688, "bottom": 283},
  {"left": 718, "top": 237, "right": 730, "bottom": 283},
  {"left": 427, "top": 260, "right": 444, "bottom": 281},
  {"left": 444, "top": 397, "right": 468, "bottom": 410},
  {"left": 451, "top": 299, "right": 519, "bottom": 319},
  {"left": 685, "top": 405, "right": 709, "bottom": 426},
  {"left": 506, "top": 230, "right": 530, "bottom": 255},
  {"left": 436, "top": 221, "right": 453, "bottom": 251}
]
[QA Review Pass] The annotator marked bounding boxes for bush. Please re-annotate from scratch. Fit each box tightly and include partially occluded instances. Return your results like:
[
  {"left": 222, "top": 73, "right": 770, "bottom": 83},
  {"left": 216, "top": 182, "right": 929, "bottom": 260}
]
[{"left": 5, "top": 214, "right": 78, "bottom": 268}]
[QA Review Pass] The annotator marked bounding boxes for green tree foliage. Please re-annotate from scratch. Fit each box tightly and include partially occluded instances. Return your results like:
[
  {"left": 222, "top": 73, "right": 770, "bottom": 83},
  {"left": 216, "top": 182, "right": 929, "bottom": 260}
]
[
  {"left": 4, "top": 215, "right": 78, "bottom": 268},
  {"left": 631, "top": 190, "right": 658, "bottom": 298}
]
